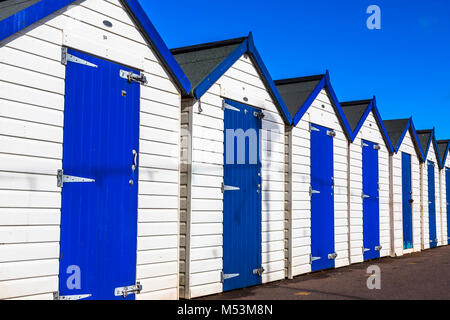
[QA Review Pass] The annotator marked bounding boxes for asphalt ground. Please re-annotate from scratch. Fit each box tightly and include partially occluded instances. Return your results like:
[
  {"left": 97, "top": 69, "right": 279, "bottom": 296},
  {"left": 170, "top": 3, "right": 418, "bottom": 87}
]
[{"left": 200, "top": 245, "right": 450, "bottom": 300}]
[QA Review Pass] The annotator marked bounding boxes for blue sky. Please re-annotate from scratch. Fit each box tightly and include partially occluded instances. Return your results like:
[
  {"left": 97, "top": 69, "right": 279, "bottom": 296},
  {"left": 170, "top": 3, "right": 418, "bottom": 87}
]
[{"left": 139, "top": 0, "right": 450, "bottom": 140}]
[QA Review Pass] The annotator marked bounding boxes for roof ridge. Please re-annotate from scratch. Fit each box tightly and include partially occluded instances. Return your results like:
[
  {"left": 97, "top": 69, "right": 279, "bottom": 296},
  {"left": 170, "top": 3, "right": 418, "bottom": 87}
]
[
  {"left": 170, "top": 36, "right": 248, "bottom": 54},
  {"left": 274, "top": 74, "right": 325, "bottom": 85}
]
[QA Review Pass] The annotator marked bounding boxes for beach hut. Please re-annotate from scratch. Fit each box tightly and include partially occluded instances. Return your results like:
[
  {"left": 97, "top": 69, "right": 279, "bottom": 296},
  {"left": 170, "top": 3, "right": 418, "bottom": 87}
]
[
  {"left": 275, "top": 72, "right": 352, "bottom": 278},
  {"left": 341, "top": 98, "right": 394, "bottom": 263},
  {"left": 383, "top": 119, "right": 425, "bottom": 256},
  {"left": 171, "top": 35, "right": 292, "bottom": 298},
  {"left": 437, "top": 140, "right": 450, "bottom": 245},
  {"left": 417, "top": 129, "right": 443, "bottom": 249},
  {"left": 0, "top": 0, "right": 190, "bottom": 300}
]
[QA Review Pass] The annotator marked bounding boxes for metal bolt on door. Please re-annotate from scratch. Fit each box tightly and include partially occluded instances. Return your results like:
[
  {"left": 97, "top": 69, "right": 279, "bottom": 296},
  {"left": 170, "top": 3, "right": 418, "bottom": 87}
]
[
  {"left": 310, "top": 123, "right": 335, "bottom": 272},
  {"left": 428, "top": 162, "right": 437, "bottom": 248},
  {"left": 222, "top": 99, "right": 262, "bottom": 292},
  {"left": 362, "top": 140, "right": 381, "bottom": 260},
  {"left": 58, "top": 49, "right": 140, "bottom": 300},
  {"left": 402, "top": 153, "right": 413, "bottom": 250}
]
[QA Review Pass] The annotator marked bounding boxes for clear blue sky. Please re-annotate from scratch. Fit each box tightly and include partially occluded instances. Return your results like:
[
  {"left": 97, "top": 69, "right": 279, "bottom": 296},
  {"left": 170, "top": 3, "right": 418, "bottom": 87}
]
[{"left": 139, "top": 0, "right": 450, "bottom": 140}]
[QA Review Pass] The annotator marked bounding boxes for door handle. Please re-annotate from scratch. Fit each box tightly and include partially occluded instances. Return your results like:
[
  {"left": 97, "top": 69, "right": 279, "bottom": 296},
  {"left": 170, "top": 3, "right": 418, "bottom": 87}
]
[{"left": 132, "top": 150, "right": 138, "bottom": 171}]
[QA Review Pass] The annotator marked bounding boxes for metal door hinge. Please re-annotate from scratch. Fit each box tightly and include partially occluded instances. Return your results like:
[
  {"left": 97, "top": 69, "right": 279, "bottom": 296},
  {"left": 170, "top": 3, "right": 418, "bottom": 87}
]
[
  {"left": 120, "top": 70, "right": 147, "bottom": 84},
  {"left": 362, "top": 193, "right": 370, "bottom": 199},
  {"left": 222, "top": 100, "right": 240, "bottom": 112},
  {"left": 363, "top": 247, "right": 370, "bottom": 253},
  {"left": 61, "top": 48, "right": 97, "bottom": 68},
  {"left": 375, "top": 246, "right": 382, "bottom": 251},
  {"left": 328, "top": 253, "right": 338, "bottom": 260},
  {"left": 221, "top": 272, "right": 239, "bottom": 283},
  {"left": 309, "top": 186, "right": 320, "bottom": 197},
  {"left": 53, "top": 292, "right": 91, "bottom": 300},
  {"left": 310, "top": 254, "right": 321, "bottom": 264},
  {"left": 57, "top": 170, "right": 95, "bottom": 188},
  {"left": 221, "top": 182, "right": 240, "bottom": 193},
  {"left": 362, "top": 142, "right": 369, "bottom": 148},
  {"left": 253, "top": 267, "right": 265, "bottom": 276},
  {"left": 310, "top": 124, "right": 320, "bottom": 132},
  {"left": 114, "top": 282, "right": 142, "bottom": 298}
]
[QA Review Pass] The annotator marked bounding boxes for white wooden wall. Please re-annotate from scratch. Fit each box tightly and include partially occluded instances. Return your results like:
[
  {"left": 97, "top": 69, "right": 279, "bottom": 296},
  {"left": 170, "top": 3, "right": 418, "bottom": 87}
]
[
  {"left": 348, "top": 111, "right": 390, "bottom": 263},
  {"left": 441, "top": 154, "right": 450, "bottom": 246},
  {"left": 391, "top": 131, "right": 421, "bottom": 256},
  {"left": 421, "top": 146, "right": 442, "bottom": 249},
  {"left": 0, "top": 0, "right": 181, "bottom": 300},
  {"left": 286, "top": 89, "right": 349, "bottom": 278},
  {"left": 180, "top": 54, "right": 286, "bottom": 299}
]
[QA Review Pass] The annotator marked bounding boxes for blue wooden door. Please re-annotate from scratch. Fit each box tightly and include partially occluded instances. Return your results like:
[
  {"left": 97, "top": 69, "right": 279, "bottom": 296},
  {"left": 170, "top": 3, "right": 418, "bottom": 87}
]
[
  {"left": 446, "top": 168, "right": 450, "bottom": 245},
  {"left": 59, "top": 49, "right": 140, "bottom": 300},
  {"left": 428, "top": 162, "right": 437, "bottom": 248},
  {"left": 362, "top": 140, "right": 380, "bottom": 260},
  {"left": 223, "top": 99, "right": 262, "bottom": 292},
  {"left": 310, "top": 123, "right": 335, "bottom": 272},
  {"left": 402, "top": 152, "right": 413, "bottom": 249}
]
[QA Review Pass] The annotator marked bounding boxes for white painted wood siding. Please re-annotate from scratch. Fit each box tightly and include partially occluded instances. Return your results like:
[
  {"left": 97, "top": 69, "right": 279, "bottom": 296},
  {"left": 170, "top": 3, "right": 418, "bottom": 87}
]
[
  {"left": 348, "top": 111, "right": 391, "bottom": 263},
  {"left": 441, "top": 153, "right": 450, "bottom": 246},
  {"left": 421, "top": 145, "right": 442, "bottom": 249},
  {"left": 391, "top": 131, "right": 421, "bottom": 256},
  {"left": 286, "top": 89, "right": 349, "bottom": 277},
  {"left": 180, "top": 54, "right": 286, "bottom": 299},
  {"left": 0, "top": 0, "right": 181, "bottom": 300}
]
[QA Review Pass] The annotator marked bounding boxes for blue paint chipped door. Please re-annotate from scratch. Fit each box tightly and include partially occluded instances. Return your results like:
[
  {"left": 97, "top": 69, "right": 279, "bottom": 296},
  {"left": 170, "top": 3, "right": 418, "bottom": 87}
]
[
  {"left": 310, "top": 123, "right": 335, "bottom": 272},
  {"left": 428, "top": 162, "right": 437, "bottom": 248},
  {"left": 59, "top": 49, "right": 140, "bottom": 300},
  {"left": 402, "top": 152, "right": 413, "bottom": 250},
  {"left": 362, "top": 140, "right": 380, "bottom": 260},
  {"left": 446, "top": 168, "right": 450, "bottom": 245},
  {"left": 223, "top": 99, "right": 262, "bottom": 292}
]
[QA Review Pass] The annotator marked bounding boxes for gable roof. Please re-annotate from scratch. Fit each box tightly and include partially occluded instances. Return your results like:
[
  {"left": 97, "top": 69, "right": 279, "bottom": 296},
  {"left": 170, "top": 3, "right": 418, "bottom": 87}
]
[
  {"left": 274, "top": 71, "right": 352, "bottom": 138},
  {"left": 417, "top": 128, "right": 442, "bottom": 168},
  {"left": 341, "top": 97, "right": 394, "bottom": 152},
  {"left": 0, "top": 0, "right": 191, "bottom": 95},
  {"left": 171, "top": 34, "right": 292, "bottom": 124},
  {"left": 437, "top": 140, "right": 450, "bottom": 167},
  {"left": 383, "top": 118, "right": 425, "bottom": 161}
]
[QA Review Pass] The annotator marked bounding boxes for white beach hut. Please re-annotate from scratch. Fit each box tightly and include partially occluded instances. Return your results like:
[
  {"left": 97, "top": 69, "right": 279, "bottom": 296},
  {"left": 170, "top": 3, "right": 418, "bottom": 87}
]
[
  {"left": 275, "top": 72, "right": 352, "bottom": 278},
  {"left": 0, "top": 0, "right": 190, "bottom": 300},
  {"left": 341, "top": 98, "right": 394, "bottom": 263},
  {"left": 383, "top": 119, "right": 425, "bottom": 256},
  {"left": 171, "top": 35, "right": 292, "bottom": 298}
]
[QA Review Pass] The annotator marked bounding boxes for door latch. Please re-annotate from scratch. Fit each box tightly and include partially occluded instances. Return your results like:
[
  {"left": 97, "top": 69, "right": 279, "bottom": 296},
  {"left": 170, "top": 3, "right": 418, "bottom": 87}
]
[
  {"left": 120, "top": 70, "right": 147, "bottom": 84},
  {"left": 114, "top": 282, "right": 142, "bottom": 298},
  {"left": 375, "top": 246, "right": 382, "bottom": 251},
  {"left": 253, "top": 267, "right": 265, "bottom": 276},
  {"left": 328, "top": 253, "right": 338, "bottom": 260},
  {"left": 253, "top": 111, "right": 265, "bottom": 119}
]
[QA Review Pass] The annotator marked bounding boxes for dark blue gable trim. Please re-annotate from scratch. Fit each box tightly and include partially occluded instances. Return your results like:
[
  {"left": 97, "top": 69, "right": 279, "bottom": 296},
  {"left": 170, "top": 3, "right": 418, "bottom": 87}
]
[
  {"left": 0, "top": 0, "right": 191, "bottom": 95},
  {"left": 291, "top": 71, "right": 353, "bottom": 140},
  {"left": 395, "top": 118, "right": 425, "bottom": 161},
  {"left": 122, "top": 0, "right": 190, "bottom": 95},
  {"left": 0, "top": 0, "right": 76, "bottom": 42},
  {"left": 423, "top": 129, "right": 444, "bottom": 169},
  {"left": 349, "top": 97, "right": 395, "bottom": 153},
  {"left": 193, "top": 33, "right": 293, "bottom": 125},
  {"left": 440, "top": 141, "right": 450, "bottom": 168}
]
